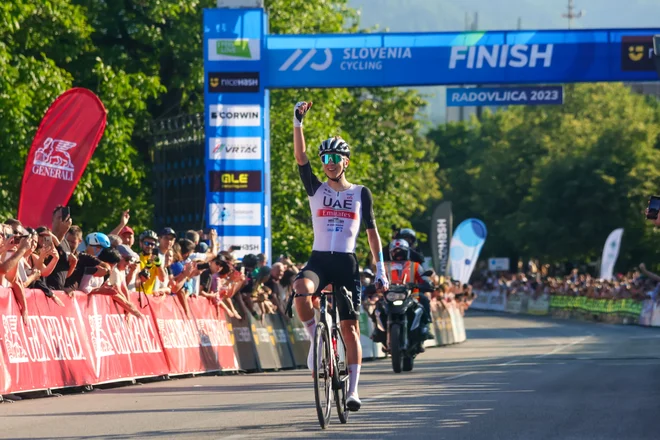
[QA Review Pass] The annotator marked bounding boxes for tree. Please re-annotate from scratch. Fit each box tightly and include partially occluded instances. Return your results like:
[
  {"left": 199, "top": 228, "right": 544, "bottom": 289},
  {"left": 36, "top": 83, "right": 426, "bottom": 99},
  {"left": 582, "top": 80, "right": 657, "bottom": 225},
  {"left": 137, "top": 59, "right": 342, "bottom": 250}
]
[{"left": 427, "top": 83, "right": 660, "bottom": 271}]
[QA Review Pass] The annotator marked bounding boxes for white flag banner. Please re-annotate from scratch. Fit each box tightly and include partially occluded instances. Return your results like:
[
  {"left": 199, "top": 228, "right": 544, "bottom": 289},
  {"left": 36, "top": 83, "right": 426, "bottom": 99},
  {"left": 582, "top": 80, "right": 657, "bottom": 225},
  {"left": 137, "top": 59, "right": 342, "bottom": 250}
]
[
  {"left": 449, "top": 219, "right": 487, "bottom": 285},
  {"left": 600, "top": 228, "right": 624, "bottom": 281}
]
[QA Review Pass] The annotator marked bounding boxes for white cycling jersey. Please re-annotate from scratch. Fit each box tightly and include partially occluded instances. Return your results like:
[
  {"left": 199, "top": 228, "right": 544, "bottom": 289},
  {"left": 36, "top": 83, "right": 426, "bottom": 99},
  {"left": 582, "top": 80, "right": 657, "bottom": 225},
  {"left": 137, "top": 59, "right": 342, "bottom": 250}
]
[{"left": 299, "top": 162, "right": 376, "bottom": 253}]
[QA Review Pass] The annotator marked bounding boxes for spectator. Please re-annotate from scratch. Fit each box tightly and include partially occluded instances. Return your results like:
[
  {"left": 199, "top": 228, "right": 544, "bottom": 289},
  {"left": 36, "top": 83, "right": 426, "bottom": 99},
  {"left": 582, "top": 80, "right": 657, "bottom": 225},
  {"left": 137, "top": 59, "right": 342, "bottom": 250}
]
[
  {"left": 65, "top": 225, "right": 84, "bottom": 256},
  {"left": 256, "top": 253, "right": 267, "bottom": 268},
  {"left": 83, "top": 247, "right": 143, "bottom": 319},
  {"left": 66, "top": 232, "right": 112, "bottom": 293},
  {"left": 264, "top": 262, "right": 286, "bottom": 313},
  {"left": 119, "top": 226, "right": 135, "bottom": 248},
  {"left": 157, "top": 227, "right": 177, "bottom": 256},
  {"left": 135, "top": 230, "right": 167, "bottom": 296},
  {"left": 117, "top": 244, "right": 140, "bottom": 292},
  {"left": 107, "top": 234, "right": 123, "bottom": 248}
]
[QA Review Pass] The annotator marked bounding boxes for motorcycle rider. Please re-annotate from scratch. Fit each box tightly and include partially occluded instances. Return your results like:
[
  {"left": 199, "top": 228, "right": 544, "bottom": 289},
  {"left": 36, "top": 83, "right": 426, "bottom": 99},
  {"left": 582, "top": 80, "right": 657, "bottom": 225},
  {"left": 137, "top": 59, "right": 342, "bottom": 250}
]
[
  {"left": 371, "top": 239, "right": 434, "bottom": 348},
  {"left": 384, "top": 228, "right": 424, "bottom": 264}
]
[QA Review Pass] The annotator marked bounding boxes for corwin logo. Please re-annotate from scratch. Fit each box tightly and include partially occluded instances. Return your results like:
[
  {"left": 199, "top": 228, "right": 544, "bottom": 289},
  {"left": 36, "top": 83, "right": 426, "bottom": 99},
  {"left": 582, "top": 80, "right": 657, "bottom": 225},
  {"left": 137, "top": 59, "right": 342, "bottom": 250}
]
[
  {"left": 209, "top": 105, "right": 261, "bottom": 127},
  {"left": 32, "top": 137, "right": 77, "bottom": 182},
  {"left": 209, "top": 171, "right": 262, "bottom": 192},
  {"left": 209, "top": 137, "right": 261, "bottom": 160},
  {"left": 448, "top": 44, "right": 554, "bottom": 69},
  {"left": 279, "top": 48, "right": 333, "bottom": 72},
  {"left": 621, "top": 36, "right": 654, "bottom": 71},
  {"left": 208, "top": 72, "right": 260, "bottom": 93}
]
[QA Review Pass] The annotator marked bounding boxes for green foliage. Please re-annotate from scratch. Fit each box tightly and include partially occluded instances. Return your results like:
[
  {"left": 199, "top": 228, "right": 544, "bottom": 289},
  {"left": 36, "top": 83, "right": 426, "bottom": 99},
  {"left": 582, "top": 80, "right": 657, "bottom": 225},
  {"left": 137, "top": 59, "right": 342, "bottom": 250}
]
[{"left": 428, "top": 83, "right": 660, "bottom": 271}]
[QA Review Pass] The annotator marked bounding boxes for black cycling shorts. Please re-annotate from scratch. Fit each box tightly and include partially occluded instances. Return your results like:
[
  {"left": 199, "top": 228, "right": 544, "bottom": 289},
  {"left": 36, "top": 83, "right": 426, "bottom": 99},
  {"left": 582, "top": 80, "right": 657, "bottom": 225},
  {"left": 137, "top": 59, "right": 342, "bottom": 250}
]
[{"left": 295, "top": 251, "right": 361, "bottom": 321}]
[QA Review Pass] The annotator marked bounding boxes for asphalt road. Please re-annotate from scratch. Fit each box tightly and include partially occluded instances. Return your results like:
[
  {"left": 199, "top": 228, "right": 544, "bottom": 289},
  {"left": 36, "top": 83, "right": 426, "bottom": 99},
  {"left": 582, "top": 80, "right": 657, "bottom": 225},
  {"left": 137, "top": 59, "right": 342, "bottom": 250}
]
[{"left": 2, "top": 311, "right": 660, "bottom": 440}]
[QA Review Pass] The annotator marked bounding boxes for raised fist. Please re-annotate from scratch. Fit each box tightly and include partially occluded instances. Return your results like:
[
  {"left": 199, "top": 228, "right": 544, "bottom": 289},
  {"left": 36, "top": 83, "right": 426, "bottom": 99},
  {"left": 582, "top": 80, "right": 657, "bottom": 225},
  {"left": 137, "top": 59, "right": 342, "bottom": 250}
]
[{"left": 293, "top": 101, "right": 313, "bottom": 127}]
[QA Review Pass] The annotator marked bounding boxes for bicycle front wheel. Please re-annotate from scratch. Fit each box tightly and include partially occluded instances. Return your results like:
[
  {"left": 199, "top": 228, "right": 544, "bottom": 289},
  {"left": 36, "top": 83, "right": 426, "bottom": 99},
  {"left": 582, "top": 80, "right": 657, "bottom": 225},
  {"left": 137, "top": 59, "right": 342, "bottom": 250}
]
[{"left": 313, "top": 321, "right": 332, "bottom": 429}]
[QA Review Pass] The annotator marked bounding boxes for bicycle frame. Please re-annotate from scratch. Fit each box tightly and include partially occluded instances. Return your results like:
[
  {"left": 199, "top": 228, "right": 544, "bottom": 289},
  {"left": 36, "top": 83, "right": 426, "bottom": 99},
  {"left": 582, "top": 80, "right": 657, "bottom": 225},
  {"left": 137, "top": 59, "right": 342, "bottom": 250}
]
[{"left": 317, "top": 285, "right": 350, "bottom": 384}]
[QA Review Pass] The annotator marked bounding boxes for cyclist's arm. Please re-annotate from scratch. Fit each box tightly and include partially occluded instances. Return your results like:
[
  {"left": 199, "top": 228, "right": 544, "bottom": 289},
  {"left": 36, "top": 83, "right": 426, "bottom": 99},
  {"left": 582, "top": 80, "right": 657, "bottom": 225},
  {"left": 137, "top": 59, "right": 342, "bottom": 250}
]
[
  {"left": 293, "top": 125, "right": 309, "bottom": 166},
  {"left": 361, "top": 187, "right": 384, "bottom": 264}
]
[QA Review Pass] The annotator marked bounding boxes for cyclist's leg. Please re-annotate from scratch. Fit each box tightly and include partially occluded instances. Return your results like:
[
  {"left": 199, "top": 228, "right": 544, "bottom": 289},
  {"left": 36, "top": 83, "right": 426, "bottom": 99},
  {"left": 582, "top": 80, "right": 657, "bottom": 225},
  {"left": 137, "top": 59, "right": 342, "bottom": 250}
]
[
  {"left": 293, "top": 253, "right": 328, "bottom": 370},
  {"left": 333, "top": 254, "right": 363, "bottom": 410}
]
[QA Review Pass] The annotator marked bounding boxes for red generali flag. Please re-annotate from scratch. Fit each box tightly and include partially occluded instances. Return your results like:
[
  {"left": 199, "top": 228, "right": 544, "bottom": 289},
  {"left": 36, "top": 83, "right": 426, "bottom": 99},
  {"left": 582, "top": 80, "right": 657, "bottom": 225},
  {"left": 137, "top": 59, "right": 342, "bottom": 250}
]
[{"left": 17, "top": 88, "right": 107, "bottom": 228}]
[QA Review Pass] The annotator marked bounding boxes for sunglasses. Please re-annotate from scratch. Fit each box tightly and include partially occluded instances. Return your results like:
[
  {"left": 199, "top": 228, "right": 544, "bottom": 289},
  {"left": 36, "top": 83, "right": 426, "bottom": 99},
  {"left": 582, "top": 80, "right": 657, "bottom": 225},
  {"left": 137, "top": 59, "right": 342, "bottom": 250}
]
[
  {"left": 143, "top": 241, "right": 156, "bottom": 247},
  {"left": 321, "top": 153, "right": 344, "bottom": 165}
]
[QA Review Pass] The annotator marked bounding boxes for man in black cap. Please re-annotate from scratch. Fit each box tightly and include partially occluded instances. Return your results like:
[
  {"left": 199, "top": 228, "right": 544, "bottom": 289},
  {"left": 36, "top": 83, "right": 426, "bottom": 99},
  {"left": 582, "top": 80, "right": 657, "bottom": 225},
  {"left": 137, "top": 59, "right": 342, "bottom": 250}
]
[{"left": 157, "top": 227, "right": 176, "bottom": 256}]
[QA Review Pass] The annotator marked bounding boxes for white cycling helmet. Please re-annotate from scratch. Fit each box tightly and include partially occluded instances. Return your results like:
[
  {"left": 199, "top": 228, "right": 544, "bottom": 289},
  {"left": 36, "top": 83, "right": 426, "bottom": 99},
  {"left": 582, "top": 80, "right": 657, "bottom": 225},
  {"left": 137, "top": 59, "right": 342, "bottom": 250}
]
[
  {"left": 389, "top": 239, "right": 410, "bottom": 260},
  {"left": 318, "top": 136, "right": 350, "bottom": 158}
]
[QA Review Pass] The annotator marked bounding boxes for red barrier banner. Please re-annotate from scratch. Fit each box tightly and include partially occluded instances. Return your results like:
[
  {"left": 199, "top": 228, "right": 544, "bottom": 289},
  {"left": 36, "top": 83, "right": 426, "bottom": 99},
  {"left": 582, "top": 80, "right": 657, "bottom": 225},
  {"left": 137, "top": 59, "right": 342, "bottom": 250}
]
[
  {"left": 0, "top": 288, "right": 237, "bottom": 395},
  {"left": 150, "top": 295, "right": 238, "bottom": 374},
  {"left": 18, "top": 88, "right": 107, "bottom": 228},
  {"left": 0, "top": 335, "right": 9, "bottom": 394},
  {"left": 77, "top": 292, "right": 169, "bottom": 383},
  {"left": 0, "top": 288, "right": 94, "bottom": 392}
]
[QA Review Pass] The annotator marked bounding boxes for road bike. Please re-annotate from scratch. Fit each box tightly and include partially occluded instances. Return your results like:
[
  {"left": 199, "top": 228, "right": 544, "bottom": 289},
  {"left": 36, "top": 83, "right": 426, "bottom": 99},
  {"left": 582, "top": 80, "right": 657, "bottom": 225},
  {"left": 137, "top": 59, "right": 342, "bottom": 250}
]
[{"left": 286, "top": 283, "right": 351, "bottom": 429}]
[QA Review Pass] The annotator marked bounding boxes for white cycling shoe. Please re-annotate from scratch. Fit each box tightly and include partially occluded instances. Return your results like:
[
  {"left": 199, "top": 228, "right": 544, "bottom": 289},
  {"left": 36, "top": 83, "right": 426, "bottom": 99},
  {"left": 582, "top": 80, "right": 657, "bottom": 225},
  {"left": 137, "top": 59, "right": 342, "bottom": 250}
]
[{"left": 346, "top": 393, "right": 362, "bottom": 412}]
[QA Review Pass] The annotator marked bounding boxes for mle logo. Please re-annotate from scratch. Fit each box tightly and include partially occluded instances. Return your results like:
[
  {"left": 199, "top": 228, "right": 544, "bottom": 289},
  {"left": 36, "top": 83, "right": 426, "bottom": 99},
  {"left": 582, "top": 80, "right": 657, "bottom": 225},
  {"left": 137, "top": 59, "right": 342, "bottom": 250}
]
[{"left": 621, "top": 36, "right": 654, "bottom": 71}]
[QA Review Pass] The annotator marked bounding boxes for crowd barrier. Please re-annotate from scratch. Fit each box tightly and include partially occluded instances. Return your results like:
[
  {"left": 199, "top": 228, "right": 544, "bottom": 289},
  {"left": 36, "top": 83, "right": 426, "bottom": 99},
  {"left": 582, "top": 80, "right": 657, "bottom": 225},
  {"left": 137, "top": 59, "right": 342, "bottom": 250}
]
[
  {"left": 472, "top": 290, "right": 650, "bottom": 326},
  {"left": 0, "top": 288, "right": 467, "bottom": 396}
]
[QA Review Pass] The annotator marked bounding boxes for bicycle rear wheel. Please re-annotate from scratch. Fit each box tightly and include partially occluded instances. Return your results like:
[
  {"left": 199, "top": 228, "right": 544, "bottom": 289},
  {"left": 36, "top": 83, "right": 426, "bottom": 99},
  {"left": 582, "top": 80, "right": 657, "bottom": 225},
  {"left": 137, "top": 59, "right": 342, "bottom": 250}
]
[{"left": 313, "top": 321, "right": 332, "bottom": 429}]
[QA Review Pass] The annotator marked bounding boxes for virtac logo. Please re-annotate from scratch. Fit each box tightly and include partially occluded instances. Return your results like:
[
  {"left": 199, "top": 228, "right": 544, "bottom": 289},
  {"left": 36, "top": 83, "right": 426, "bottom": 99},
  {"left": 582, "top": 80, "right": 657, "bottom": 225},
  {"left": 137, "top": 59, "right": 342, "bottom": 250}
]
[{"left": 448, "top": 44, "right": 554, "bottom": 69}]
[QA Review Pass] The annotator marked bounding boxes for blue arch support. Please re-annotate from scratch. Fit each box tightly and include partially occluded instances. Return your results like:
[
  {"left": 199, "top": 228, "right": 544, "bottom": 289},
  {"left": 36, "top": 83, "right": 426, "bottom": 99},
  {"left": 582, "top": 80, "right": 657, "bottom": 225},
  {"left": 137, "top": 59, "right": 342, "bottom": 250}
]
[{"left": 204, "top": 6, "right": 660, "bottom": 261}]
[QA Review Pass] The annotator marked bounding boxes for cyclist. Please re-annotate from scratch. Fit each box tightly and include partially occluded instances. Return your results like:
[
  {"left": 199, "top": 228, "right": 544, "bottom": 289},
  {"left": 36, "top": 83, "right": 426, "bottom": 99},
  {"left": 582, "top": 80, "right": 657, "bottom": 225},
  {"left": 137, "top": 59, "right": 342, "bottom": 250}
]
[{"left": 292, "top": 100, "right": 389, "bottom": 412}]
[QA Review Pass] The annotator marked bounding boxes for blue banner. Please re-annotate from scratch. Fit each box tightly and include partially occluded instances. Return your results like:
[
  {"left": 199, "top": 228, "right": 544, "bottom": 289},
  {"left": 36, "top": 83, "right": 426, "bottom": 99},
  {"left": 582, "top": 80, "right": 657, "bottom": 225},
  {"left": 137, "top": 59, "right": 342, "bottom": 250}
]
[
  {"left": 203, "top": 8, "right": 270, "bottom": 262},
  {"left": 446, "top": 86, "right": 563, "bottom": 107},
  {"left": 266, "top": 29, "right": 660, "bottom": 88},
  {"left": 203, "top": 5, "right": 659, "bottom": 263}
]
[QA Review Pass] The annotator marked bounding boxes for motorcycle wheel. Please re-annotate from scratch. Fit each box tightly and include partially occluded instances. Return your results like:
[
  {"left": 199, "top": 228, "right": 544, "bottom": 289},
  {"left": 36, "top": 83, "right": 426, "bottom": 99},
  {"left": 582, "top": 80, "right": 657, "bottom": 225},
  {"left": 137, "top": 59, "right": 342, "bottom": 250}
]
[
  {"left": 403, "top": 355, "right": 414, "bottom": 372},
  {"left": 390, "top": 324, "right": 402, "bottom": 373}
]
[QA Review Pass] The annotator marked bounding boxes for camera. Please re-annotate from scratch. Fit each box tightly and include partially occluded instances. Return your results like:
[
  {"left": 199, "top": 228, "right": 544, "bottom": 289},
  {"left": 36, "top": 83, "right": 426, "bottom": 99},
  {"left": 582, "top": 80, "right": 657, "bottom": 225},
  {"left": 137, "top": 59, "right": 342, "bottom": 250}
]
[
  {"left": 138, "top": 268, "right": 150, "bottom": 280},
  {"left": 197, "top": 262, "right": 211, "bottom": 271}
]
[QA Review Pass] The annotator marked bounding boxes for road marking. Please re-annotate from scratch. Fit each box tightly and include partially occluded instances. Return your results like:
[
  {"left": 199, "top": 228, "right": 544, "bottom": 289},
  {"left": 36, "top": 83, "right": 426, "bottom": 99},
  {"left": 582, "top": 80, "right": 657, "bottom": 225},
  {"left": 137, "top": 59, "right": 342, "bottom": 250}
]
[
  {"left": 497, "top": 359, "right": 519, "bottom": 366},
  {"left": 535, "top": 336, "right": 590, "bottom": 358},
  {"left": 362, "top": 371, "right": 474, "bottom": 403}
]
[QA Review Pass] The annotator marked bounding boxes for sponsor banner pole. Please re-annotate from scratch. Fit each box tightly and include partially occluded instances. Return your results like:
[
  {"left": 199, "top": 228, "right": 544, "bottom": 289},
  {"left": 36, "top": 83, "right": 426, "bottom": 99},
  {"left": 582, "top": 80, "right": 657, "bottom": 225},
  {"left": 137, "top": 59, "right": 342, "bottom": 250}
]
[
  {"left": 18, "top": 88, "right": 106, "bottom": 228},
  {"left": 600, "top": 228, "right": 624, "bottom": 281},
  {"left": 430, "top": 201, "right": 452, "bottom": 277},
  {"left": 204, "top": 8, "right": 268, "bottom": 259}
]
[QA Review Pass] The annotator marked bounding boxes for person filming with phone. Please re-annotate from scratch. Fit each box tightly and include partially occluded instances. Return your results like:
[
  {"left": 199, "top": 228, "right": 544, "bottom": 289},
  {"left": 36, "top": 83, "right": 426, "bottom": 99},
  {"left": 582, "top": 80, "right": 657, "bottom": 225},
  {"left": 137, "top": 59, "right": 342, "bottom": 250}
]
[{"left": 136, "top": 230, "right": 167, "bottom": 296}]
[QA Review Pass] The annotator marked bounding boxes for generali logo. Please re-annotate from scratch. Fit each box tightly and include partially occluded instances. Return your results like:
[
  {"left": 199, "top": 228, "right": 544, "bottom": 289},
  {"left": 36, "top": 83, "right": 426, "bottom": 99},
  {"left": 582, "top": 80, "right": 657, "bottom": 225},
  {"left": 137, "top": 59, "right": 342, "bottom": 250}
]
[{"left": 32, "top": 137, "right": 76, "bottom": 181}]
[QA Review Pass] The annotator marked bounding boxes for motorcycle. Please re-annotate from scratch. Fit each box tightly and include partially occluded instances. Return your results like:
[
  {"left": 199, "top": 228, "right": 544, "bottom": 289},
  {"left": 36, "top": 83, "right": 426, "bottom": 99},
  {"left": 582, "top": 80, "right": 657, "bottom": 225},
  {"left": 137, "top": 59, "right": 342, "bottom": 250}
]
[{"left": 374, "top": 276, "right": 434, "bottom": 373}]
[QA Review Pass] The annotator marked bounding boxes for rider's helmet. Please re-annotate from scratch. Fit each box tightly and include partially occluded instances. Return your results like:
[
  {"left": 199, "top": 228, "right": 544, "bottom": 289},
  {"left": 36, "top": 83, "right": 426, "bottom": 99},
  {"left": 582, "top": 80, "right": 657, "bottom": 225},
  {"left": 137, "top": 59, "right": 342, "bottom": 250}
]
[
  {"left": 85, "top": 232, "right": 111, "bottom": 249},
  {"left": 396, "top": 228, "right": 417, "bottom": 248},
  {"left": 138, "top": 229, "right": 158, "bottom": 243},
  {"left": 389, "top": 239, "right": 410, "bottom": 261},
  {"left": 318, "top": 136, "right": 351, "bottom": 158}
]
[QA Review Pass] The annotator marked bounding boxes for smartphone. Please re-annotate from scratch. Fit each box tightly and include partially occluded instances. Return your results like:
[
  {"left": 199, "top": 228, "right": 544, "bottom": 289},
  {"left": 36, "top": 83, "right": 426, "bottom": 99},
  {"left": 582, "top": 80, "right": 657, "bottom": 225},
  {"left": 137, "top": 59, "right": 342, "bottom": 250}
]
[
  {"left": 647, "top": 196, "right": 660, "bottom": 220},
  {"left": 42, "top": 234, "right": 52, "bottom": 248},
  {"left": 60, "top": 206, "right": 70, "bottom": 221}
]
